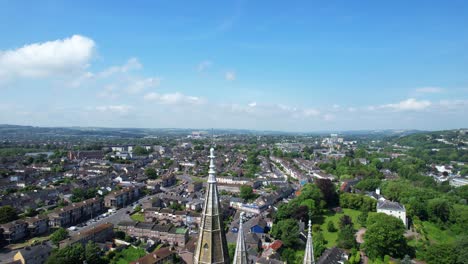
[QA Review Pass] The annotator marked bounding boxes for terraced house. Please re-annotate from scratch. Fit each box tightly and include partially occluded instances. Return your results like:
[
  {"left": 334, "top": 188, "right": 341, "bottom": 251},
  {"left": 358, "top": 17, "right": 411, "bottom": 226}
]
[{"left": 48, "top": 197, "right": 104, "bottom": 227}]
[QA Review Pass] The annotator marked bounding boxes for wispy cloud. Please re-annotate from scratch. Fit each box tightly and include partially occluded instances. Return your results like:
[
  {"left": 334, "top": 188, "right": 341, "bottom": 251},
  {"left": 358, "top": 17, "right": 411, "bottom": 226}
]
[
  {"left": 197, "top": 60, "right": 213, "bottom": 72},
  {"left": 126, "top": 77, "right": 161, "bottom": 94},
  {"left": 415, "top": 87, "right": 444, "bottom": 94},
  {"left": 225, "top": 71, "right": 236, "bottom": 81},
  {"left": 144, "top": 92, "right": 205, "bottom": 105},
  {"left": 380, "top": 98, "right": 431, "bottom": 111},
  {"left": 99, "top": 57, "right": 142, "bottom": 78},
  {"left": 95, "top": 105, "right": 133, "bottom": 114}
]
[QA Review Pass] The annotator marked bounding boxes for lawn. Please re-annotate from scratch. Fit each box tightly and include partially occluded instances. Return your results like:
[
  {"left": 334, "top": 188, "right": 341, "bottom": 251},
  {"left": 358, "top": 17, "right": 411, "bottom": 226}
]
[
  {"left": 421, "top": 221, "right": 455, "bottom": 244},
  {"left": 318, "top": 208, "right": 362, "bottom": 247},
  {"left": 130, "top": 212, "right": 145, "bottom": 222},
  {"left": 112, "top": 246, "right": 146, "bottom": 264}
]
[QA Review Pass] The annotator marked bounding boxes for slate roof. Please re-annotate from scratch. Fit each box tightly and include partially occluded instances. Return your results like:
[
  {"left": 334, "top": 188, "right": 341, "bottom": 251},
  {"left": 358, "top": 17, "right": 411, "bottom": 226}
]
[
  {"left": 17, "top": 244, "right": 53, "bottom": 261},
  {"left": 317, "top": 247, "right": 348, "bottom": 264},
  {"left": 377, "top": 200, "right": 405, "bottom": 211}
]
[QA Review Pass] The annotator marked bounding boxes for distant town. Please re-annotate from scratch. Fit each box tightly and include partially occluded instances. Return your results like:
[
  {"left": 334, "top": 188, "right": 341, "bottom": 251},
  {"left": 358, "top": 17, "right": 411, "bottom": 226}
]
[{"left": 0, "top": 125, "right": 466, "bottom": 264}]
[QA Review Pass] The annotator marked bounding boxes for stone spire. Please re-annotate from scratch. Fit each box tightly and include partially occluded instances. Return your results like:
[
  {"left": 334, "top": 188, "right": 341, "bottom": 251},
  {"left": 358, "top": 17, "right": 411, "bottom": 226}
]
[
  {"left": 303, "top": 220, "right": 315, "bottom": 264},
  {"left": 233, "top": 212, "right": 248, "bottom": 264},
  {"left": 193, "top": 148, "right": 230, "bottom": 264}
]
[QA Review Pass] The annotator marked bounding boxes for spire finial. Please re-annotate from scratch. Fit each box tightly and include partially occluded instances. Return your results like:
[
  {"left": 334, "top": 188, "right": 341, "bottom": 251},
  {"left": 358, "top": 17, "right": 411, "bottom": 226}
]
[
  {"left": 208, "top": 147, "right": 216, "bottom": 183},
  {"left": 303, "top": 217, "right": 315, "bottom": 264},
  {"left": 233, "top": 212, "right": 248, "bottom": 264}
]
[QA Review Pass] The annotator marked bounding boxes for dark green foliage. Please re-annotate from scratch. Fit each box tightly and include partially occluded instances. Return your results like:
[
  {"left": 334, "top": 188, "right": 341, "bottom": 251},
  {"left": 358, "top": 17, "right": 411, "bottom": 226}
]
[
  {"left": 144, "top": 167, "right": 158, "bottom": 179},
  {"left": 318, "top": 154, "right": 383, "bottom": 180},
  {"left": 424, "top": 243, "right": 457, "bottom": 264},
  {"left": 132, "top": 146, "right": 150, "bottom": 155},
  {"left": 228, "top": 243, "right": 236, "bottom": 261},
  {"left": 339, "top": 215, "right": 353, "bottom": 229},
  {"left": 313, "top": 231, "right": 327, "bottom": 259},
  {"left": 357, "top": 211, "right": 368, "bottom": 227},
  {"left": 270, "top": 219, "right": 299, "bottom": 247},
  {"left": 327, "top": 220, "right": 337, "bottom": 232},
  {"left": 71, "top": 188, "right": 97, "bottom": 203},
  {"left": 364, "top": 213, "right": 409, "bottom": 259},
  {"left": 275, "top": 184, "right": 322, "bottom": 222},
  {"left": 336, "top": 225, "right": 357, "bottom": 249},
  {"left": 239, "top": 185, "right": 256, "bottom": 201},
  {"left": 340, "top": 193, "right": 376, "bottom": 212},
  {"left": 355, "top": 178, "right": 381, "bottom": 191},
  {"left": 427, "top": 198, "right": 452, "bottom": 224},
  {"left": 50, "top": 228, "right": 69, "bottom": 245},
  {"left": 0, "top": 206, "right": 18, "bottom": 224},
  {"left": 46, "top": 242, "right": 108, "bottom": 264},
  {"left": 243, "top": 150, "right": 261, "bottom": 178},
  {"left": 315, "top": 179, "right": 339, "bottom": 207}
]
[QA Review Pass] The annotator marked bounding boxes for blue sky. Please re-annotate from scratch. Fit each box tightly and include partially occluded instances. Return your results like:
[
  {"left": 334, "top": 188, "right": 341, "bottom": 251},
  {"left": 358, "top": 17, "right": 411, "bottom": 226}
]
[{"left": 0, "top": 0, "right": 467, "bottom": 131}]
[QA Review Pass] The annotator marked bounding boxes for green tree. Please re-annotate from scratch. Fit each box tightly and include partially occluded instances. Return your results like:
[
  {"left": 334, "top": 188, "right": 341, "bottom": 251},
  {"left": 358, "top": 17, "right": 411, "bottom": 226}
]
[
  {"left": 85, "top": 241, "right": 108, "bottom": 264},
  {"left": 424, "top": 243, "right": 457, "bottom": 264},
  {"left": 357, "top": 211, "right": 368, "bottom": 227},
  {"left": 50, "top": 228, "right": 69, "bottom": 246},
  {"left": 46, "top": 244, "right": 84, "bottom": 264},
  {"left": 427, "top": 198, "right": 452, "bottom": 224},
  {"left": 336, "top": 225, "right": 357, "bottom": 249},
  {"left": 327, "top": 220, "right": 337, "bottom": 232},
  {"left": 363, "top": 213, "right": 409, "bottom": 259},
  {"left": 133, "top": 146, "right": 149, "bottom": 155},
  {"left": 239, "top": 185, "right": 255, "bottom": 200},
  {"left": 228, "top": 243, "right": 236, "bottom": 261},
  {"left": 144, "top": 167, "right": 158, "bottom": 179},
  {"left": 313, "top": 231, "right": 327, "bottom": 259},
  {"left": 355, "top": 179, "right": 381, "bottom": 191},
  {"left": 0, "top": 206, "right": 18, "bottom": 224},
  {"left": 271, "top": 219, "right": 299, "bottom": 247}
]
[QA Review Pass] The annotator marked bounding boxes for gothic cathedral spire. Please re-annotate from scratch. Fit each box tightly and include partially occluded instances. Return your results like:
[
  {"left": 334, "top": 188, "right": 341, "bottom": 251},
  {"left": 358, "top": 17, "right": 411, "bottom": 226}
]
[
  {"left": 303, "top": 220, "right": 315, "bottom": 264},
  {"left": 233, "top": 212, "right": 248, "bottom": 264},
  {"left": 193, "top": 148, "right": 230, "bottom": 264}
]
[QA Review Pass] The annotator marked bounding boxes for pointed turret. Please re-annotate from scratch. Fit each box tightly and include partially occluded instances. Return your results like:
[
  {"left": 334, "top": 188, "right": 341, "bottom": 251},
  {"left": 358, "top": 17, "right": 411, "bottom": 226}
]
[
  {"left": 233, "top": 212, "right": 248, "bottom": 264},
  {"left": 303, "top": 220, "right": 315, "bottom": 264},
  {"left": 193, "top": 148, "right": 230, "bottom": 264}
]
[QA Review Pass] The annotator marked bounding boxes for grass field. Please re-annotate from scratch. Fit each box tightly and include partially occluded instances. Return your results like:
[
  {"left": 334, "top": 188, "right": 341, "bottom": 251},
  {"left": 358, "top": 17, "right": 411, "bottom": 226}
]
[
  {"left": 130, "top": 212, "right": 145, "bottom": 222},
  {"left": 112, "top": 246, "right": 146, "bottom": 264},
  {"left": 421, "top": 221, "right": 455, "bottom": 244},
  {"left": 318, "top": 208, "right": 362, "bottom": 247}
]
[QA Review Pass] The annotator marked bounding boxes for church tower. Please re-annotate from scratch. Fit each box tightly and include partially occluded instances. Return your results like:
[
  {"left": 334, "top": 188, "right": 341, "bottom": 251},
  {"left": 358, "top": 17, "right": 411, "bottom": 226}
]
[
  {"left": 193, "top": 148, "right": 230, "bottom": 264},
  {"left": 232, "top": 212, "right": 248, "bottom": 264},
  {"left": 303, "top": 220, "right": 315, "bottom": 264}
]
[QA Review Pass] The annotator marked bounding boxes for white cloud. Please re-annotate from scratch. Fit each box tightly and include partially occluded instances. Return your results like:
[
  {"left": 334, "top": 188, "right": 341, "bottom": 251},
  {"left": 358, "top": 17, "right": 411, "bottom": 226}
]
[
  {"left": 126, "top": 77, "right": 161, "bottom": 94},
  {"left": 381, "top": 98, "right": 431, "bottom": 111},
  {"left": 0, "top": 35, "right": 95, "bottom": 80},
  {"left": 303, "top": 108, "right": 320, "bottom": 117},
  {"left": 347, "top": 107, "right": 357, "bottom": 112},
  {"left": 99, "top": 57, "right": 142, "bottom": 78},
  {"left": 97, "top": 85, "right": 119, "bottom": 99},
  {"left": 225, "top": 71, "right": 236, "bottom": 81},
  {"left": 95, "top": 105, "right": 132, "bottom": 114},
  {"left": 197, "top": 60, "right": 212, "bottom": 72},
  {"left": 248, "top": 102, "right": 257, "bottom": 107},
  {"left": 415, "top": 87, "right": 444, "bottom": 94},
  {"left": 144, "top": 92, "right": 204, "bottom": 105},
  {"left": 323, "top": 114, "right": 335, "bottom": 121}
]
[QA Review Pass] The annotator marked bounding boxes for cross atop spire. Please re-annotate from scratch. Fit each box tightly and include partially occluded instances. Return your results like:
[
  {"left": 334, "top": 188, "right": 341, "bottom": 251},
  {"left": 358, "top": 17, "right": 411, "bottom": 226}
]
[
  {"left": 303, "top": 219, "right": 315, "bottom": 264},
  {"left": 233, "top": 212, "right": 248, "bottom": 264}
]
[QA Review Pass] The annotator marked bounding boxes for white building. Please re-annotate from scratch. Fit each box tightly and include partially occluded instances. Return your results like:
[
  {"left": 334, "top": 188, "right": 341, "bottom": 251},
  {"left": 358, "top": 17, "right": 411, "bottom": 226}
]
[
  {"left": 450, "top": 177, "right": 468, "bottom": 187},
  {"left": 377, "top": 200, "right": 407, "bottom": 228}
]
